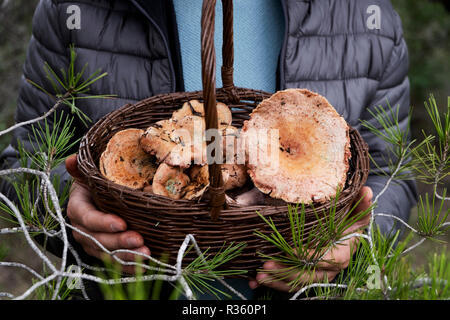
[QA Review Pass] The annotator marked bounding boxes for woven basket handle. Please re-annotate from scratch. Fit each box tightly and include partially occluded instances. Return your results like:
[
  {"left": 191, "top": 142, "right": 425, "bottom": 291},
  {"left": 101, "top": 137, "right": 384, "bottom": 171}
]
[{"left": 201, "top": 0, "right": 235, "bottom": 220}]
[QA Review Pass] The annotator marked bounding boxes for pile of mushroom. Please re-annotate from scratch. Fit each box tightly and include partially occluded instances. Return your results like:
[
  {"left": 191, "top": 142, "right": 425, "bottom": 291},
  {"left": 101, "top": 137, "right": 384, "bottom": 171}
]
[
  {"left": 99, "top": 89, "right": 351, "bottom": 205},
  {"left": 99, "top": 100, "right": 249, "bottom": 200}
]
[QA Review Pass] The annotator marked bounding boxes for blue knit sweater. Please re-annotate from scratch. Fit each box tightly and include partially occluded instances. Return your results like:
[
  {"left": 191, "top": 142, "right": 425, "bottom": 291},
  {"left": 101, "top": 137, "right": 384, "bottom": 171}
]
[{"left": 173, "top": 0, "right": 285, "bottom": 93}]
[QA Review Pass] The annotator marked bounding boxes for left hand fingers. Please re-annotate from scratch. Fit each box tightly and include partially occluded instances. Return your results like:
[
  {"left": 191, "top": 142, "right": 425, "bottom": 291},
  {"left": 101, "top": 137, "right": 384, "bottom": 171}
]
[
  {"left": 253, "top": 186, "right": 374, "bottom": 292},
  {"left": 315, "top": 188, "right": 373, "bottom": 269},
  {"left": 254, "top": 228, "right": 362, "bottom": 291},
  {"left": 254, "top": 261, "right": 340, "bottom": 292},
  {"left": 315, "top": 235, "right": 360, "bottom": 270},
  {"left": 349, "top": 186, "right": 373, "bottom": 228},
  {"left": 313, "top": 186, "right": 372, "bottom": 269},
  {"left": 313, "top": 186, "right": 373, "bottom": 270}
]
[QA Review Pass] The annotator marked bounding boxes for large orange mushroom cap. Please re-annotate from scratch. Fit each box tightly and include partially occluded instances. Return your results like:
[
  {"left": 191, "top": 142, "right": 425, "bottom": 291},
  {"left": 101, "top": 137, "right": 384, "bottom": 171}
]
[
  {"left": 99, "top": 129, "right": 157, "bottom": 189},
  {"left": 241, "top": 89, "right": 351, "bottom": 204},
  {"left": 140, "top": 116, "right": 206, "bottom": 168}
]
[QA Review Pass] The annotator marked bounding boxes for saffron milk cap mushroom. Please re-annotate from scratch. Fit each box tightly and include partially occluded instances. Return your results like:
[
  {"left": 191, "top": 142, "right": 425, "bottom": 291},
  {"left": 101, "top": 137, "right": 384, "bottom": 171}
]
[
  {"left": 172, "top": 100, "right": 233, "bottom": 126},
  {"left": 99, "top": 129, "right": 157, "bottom": 189},
  {"left": 241, "top": 89, "right": 351, "bottom": 204}
]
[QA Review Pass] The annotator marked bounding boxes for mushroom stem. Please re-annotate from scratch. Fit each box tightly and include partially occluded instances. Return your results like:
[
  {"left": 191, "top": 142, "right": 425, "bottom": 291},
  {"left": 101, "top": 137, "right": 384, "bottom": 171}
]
[{"left": 235, "top": 187, "right": 266, "bottom": 206}]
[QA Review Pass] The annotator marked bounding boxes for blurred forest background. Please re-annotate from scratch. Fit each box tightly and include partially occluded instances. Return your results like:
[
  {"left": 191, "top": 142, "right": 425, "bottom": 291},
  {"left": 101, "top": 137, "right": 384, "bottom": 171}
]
[{"left": 0, "top": 0, "right": 449, "bottom": 297}]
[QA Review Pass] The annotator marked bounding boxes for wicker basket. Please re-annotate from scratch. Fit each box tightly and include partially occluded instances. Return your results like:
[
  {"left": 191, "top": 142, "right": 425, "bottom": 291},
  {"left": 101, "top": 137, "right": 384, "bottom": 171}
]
[{"left": 77, "top": 0, "right": 370, "bottom": 276}]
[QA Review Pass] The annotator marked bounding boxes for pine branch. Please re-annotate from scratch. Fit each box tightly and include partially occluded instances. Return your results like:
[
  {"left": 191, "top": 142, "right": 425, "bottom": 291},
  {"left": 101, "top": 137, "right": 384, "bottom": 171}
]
[
  {"left": 374, "top": 213, "right": 419, "bottom": 233},
  {"left": 0, "top": 91, "right": 71, "bottom": 138},
  {"left": 290, "top": 282, "right": 368, "bottom": 300}
]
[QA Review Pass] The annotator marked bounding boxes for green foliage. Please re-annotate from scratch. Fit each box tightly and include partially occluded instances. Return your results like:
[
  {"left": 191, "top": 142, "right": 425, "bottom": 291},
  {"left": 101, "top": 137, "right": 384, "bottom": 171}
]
[
  {"left": 422, "top": 249, "right": 450, "bottom": 298},
  {"left": 255, "top": 217, "right": 450, "bottom": 301},
  {"left": 182, "top": 242, "right": 247, "bottom": 299},
  {"left": 301, "top": 233, "right": 450, "bottom": 300},
  {"left": 392, "top": 0, "right": 450, "bottom": 102},
  {"left": 0, "top": 114, "right": 76, "bottom": 230},
  {"left": 0, "top": 46, "right": 112, "bottom": 233},
  {"left": 410, "top": 96, "right": 450, "bottom": 185},
  {"left": 253, "top": 194, "right": 372, "bottom": 292},
  {"left": 368, "top": 226, "right": 409, "bottom": 274},
  {"left": 351, "top": 249, "right": 450, "bottom": 300},
  {"left": 361, "top": 102, "right": 432, "bottom": 180},
  {"left": 26, "top": 112, "right": 79, "bottom": 172},
  {"left": 27, "top": 44, "right": 115, "bottom": 127},
  {"left": 0, "top": 0, "right": 39, "bottom": 151},
  {"left": 31, "top": 276, "right": 73, "bottom": 300},
  {"left": 0, "top": 178, "right": 49, "bottom": 230},
  {"left": 96, "top": 242, "right": 247, "bottom": 300},
  {"left": 97, "top": 256, "right": 153, "bottom": 300},
  {"left": 416, "top": 191, "right": 449, "bottom": 239}
]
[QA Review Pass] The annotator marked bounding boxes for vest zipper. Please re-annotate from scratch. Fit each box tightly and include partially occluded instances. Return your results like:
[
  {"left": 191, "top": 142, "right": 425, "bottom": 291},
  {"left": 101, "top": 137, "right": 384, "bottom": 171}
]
[
  {"left": 130, "top": 0, "right": 177, "bottom": 93},
  {"left": 279, "top": 0, "right": 289, "bottom": 90}
]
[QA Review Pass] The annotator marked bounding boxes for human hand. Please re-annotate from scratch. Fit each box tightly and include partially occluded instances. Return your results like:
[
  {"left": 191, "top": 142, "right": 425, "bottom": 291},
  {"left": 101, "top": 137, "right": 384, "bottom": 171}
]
[
  {"left": 249, "top": 186, "right": 373, "bottom": 292},
  {"left": 65, "top": 154, "right": 151, "bottom": 274}
]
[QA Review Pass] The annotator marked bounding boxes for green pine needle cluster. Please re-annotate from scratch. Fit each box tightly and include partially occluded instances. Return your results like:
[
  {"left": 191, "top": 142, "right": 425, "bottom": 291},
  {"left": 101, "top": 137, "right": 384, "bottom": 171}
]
[
  {"left": 182, "top": 242, "right": 247, "bottom": 299},
  {"left": 26, "top": 44, "right": 115, "bottom": 127},
  {"left": 410, "top": 96, "right": 449, "bottom": 186}
]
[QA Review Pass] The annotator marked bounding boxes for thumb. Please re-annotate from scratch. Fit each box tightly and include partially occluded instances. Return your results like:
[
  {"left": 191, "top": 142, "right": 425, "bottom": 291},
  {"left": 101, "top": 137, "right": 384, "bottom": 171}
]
[
  {"left": 346, "top": 186, "right": 373, "bottom": 232},
  {"left": 354, "top": 186, "right": 373, "bottom": 215},
  {"left": 248, "top": 278, "right": 259, "bottom": 290},
  {"left": 65, "top": 154, "right": 83, "bottom": 180}
]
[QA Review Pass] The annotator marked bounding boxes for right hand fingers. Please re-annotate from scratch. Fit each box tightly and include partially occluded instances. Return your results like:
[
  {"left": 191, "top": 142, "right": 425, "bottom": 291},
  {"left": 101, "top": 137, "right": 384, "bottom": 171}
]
[
  {"left": 67, "top": 182, "right": 151, "bottom": 267},
  {"left": 75, "top": 229, "right": 151, "bottom": 274},
  {"left": 68, "top": 182, "right": 127, "bottom": 233},
  {"left": 65, "top": 154, "right": 83, "bottom": 180},
  {"left": 71, "top": 223, "right": 146, "bottom": 252},
  {"left": 105, "top": 246, "right": 151, "bottom": 275},
  {"left": 73, "top": 227, "right": 150, "bottom": 260},
  {"left": 71, "top": 220, "right": 152, "bottom": 272}
]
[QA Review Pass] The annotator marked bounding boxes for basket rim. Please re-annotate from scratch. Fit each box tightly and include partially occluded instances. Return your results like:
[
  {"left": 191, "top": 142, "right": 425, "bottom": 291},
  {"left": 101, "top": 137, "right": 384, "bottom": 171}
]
[{"left": 77, "top": 87, "right": 370, "bottom": 219}]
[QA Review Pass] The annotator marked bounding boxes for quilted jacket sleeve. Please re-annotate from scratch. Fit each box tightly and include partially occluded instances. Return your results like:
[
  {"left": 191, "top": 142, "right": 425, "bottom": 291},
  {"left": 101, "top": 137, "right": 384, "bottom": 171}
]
[{"left": 359, "top": 11, "right": 417, "bottom": 237}]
